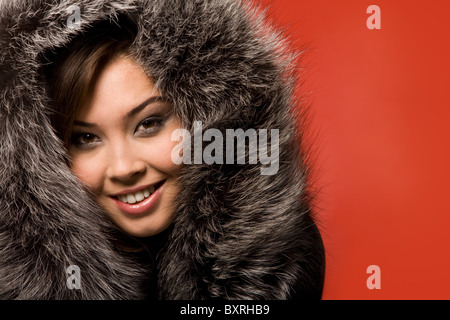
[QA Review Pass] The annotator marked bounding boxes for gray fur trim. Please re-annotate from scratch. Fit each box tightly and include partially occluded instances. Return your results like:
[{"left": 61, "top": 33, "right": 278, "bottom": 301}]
[{"left": 0, "top": 0, "right": 324, "bottom": 299}]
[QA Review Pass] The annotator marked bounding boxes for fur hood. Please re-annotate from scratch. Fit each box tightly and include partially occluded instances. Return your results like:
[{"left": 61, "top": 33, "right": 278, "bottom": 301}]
[{"left": 0, "top": 0, "right": 325, "bottom": 299}]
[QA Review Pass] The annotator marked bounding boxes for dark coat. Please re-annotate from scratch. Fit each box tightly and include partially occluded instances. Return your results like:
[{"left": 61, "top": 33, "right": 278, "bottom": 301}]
[{"left": 0, "top": 0, "right": 325, "bottom": 299}]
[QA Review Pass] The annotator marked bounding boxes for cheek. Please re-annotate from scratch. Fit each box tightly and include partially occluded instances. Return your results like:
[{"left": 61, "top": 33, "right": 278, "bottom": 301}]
[
  {"left": 142, "top": 123, "right": 183, "bottom": 175},
  {"left": 69, "top": 154, "right": 105, "bottom": 194},
  {"left": 145, "top": 140, "right": 180, "bottom": 174}
]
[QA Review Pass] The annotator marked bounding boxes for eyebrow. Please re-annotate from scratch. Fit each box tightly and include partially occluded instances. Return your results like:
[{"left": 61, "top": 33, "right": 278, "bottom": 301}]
[{"left": 73, "top": 96, "right": 164, "bottom": 128}]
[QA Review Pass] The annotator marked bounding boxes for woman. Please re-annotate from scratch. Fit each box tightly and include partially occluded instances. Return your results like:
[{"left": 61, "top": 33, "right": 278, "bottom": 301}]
[{"left": 0, "top": 0, "right": 325, "bottom": 299}]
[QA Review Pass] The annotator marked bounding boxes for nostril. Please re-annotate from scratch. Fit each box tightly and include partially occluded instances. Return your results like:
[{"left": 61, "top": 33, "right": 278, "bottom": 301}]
[{"left": 108, "top": 163, "right": 147, "bottom": 182}]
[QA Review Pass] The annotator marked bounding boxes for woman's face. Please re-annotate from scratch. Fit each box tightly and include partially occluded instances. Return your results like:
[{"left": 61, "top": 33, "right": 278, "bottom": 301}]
[{"left": 68, "top": 56, "right": 181, "bottom": 237}]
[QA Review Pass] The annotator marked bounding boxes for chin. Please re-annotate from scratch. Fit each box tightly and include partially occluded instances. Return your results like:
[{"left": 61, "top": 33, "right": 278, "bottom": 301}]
[
  {"left": 125, "top": 227, "right": 160, "bottom": 238},
  {"left": 99, "top": 196, "right": 175, "bottom": 238},
  {"left": 118, "top": 216, "right": 173, "bottom": 238}
]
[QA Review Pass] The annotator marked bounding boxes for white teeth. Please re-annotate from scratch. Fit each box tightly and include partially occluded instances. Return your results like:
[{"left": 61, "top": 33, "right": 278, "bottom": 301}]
[
  {"left": 135, "top": 191, "right": 145, "bottom": 202},
  {"left": 116, "top": 187, "right": 155, "bottom": 204},
  {"left": 127, "top": 193, "right": 136, "bottom": 204}
]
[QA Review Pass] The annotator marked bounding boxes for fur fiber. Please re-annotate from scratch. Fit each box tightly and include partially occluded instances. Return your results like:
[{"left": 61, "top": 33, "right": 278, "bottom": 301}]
[{"left": 0, "top": 0, "right": 325, "bottom": 299}]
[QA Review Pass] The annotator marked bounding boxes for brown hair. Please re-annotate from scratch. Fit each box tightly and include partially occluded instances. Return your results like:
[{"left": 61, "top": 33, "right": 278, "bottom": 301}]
[{"left": 45, "top": 16, "right": 137, "bottom": 147}]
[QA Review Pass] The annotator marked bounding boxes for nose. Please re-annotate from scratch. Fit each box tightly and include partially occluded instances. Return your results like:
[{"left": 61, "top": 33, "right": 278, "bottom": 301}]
[{"left": 106, "top": 142, "right": 146, "bottom": 182}]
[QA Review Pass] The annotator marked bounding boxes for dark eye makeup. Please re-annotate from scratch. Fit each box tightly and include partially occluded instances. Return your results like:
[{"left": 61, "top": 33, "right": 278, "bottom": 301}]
[
  {"left": 70, "top": 132, "right": 101, "bottom": 149},
  {"left": 134, "top": 116, "right": 165, "bottom": 136},
  {"left": 70, "top": 114, "right": 170, "bottom": 150}
]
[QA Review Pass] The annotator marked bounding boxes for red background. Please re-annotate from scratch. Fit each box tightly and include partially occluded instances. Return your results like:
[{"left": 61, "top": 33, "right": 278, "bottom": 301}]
[{"left": 259, "top": 0, "right": 450, "bottom": 299}]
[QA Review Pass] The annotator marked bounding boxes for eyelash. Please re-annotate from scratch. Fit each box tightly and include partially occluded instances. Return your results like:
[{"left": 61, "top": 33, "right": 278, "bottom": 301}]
[
  {"left": 135, "top": 117, "right": 164, "bottom": 135},
  {"left": 70, "top": 117, "right": 165, "bottom": 150}
]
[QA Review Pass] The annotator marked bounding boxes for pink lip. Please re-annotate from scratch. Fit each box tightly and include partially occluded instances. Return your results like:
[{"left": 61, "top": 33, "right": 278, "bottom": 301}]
[{"left": 110, "top": 180, "right": 165, "bottom": 216}]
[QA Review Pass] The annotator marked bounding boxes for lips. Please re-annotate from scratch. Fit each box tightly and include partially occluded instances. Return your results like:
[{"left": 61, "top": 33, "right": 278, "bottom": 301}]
[
  {"left": 110, "top": 180, "right": 166, "bottom": 216},
  {"left": 116, "top": 185, "right": 155, "bottom": 204}
]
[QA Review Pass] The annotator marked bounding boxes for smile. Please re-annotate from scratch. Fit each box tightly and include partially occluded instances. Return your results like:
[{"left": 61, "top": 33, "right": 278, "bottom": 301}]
[
  {"left": 110, "top": 180, "right": 166, "bottom": 216},
  {"left": 117, "top": 185, "right": 155, "bottom": 204}
]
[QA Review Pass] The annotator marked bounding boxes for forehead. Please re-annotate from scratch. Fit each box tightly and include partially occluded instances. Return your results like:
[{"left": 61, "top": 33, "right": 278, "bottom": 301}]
[{"left": 76, "top": 56, "right": 159, "bottom": 120}]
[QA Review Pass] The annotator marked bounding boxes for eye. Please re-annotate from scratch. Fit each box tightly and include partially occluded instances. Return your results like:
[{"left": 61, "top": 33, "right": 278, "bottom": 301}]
[
  {"left": 70, "top": 133, "right": 101, "bottom": 149},
  {"left": 135, "top": 117, "right": 164, "bottom": 136}
]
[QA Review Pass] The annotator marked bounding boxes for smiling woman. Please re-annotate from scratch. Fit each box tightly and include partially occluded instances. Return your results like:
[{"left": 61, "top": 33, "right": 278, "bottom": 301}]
[
  {"left": 69, "top": 56, "right": 180, "bottom": 237},
  {"left": 68, "top": 57, "right": 182, "bottom": 237},
  {"left": 46, "top": 17, "right": 182, "bottom": 238},
  {"left": 1, "top": 0, "right": 324, "bottom": 300}
]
